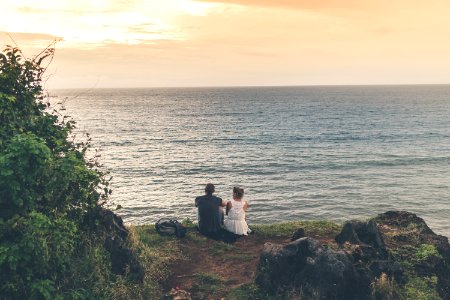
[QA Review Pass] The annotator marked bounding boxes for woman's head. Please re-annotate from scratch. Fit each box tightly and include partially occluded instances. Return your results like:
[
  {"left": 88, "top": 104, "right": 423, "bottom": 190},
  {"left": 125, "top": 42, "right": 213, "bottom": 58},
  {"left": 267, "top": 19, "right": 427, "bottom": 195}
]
[{"left": 233, "top": 187, "right": 244, "bottom": 199}]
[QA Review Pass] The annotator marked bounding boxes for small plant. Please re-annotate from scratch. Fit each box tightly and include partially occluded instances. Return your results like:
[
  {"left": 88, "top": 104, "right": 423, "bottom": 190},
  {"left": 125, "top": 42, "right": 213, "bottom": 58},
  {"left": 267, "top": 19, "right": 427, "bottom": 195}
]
[
  {"left": 182, "top": 217, "right": 194, "bottom": 226},
  {"left": 416, "top": 244, "right": 442, "bottom": 261},
  {"left": 370, "top": 273, "right": 402, "bottom": 300}
]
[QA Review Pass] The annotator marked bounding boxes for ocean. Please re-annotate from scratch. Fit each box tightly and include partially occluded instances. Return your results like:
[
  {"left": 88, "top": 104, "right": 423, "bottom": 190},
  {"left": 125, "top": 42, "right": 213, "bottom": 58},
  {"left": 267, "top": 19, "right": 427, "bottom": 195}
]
[{"left": 53, "top": 85, "right": 450, "bottom": 237}]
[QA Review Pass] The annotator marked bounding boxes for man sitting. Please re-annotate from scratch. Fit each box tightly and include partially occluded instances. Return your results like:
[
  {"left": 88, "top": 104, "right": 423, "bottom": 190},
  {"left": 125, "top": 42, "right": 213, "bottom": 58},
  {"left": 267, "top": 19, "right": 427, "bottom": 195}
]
[{"left": 195, "top": 183, "right": 226, "bottom": 239}]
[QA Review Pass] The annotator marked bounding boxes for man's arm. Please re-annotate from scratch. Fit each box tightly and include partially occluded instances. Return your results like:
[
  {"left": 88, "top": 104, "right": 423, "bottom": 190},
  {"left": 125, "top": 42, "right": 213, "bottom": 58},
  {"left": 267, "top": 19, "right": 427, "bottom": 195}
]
[{"left": 195, "top": 197, "right": 199, "bottom": 207}]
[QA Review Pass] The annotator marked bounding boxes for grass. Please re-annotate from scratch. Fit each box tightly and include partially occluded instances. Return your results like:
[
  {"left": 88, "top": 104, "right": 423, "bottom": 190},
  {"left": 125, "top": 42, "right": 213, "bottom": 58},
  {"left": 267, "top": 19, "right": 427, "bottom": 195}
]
[
  {"left": 119, "top": 220, "right": 343, "bottom": 299},
  {"left": 386, "top": 244, "right": 443, "bottom": 300},
  {"left": 227, "top": 283, "right": 282, "bottom": 300},
  {"left": 109, "top": 225, "right": 186, "bottom": 299},
  {"left": 252, "top": 220, "right": 341, "bottom": 238},
  {"left": 403, "top": 276, "right": 441, "bottom": 300},
  {"left": 190, "top": 272, "right": 227, "bottom": 299},
  {"left": 379, "top": 219, "right": 445, "bottom": 300},
  {"left": 114, "top": 220, "right": 445, "bottom": 299},
  {"left": 209, "top": 240, "right": 235, "bottom": 256}
]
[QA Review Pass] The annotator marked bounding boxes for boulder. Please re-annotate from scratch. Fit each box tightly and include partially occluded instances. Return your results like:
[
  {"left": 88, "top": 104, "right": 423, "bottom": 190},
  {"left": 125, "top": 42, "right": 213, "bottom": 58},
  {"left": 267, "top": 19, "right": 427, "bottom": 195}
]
[
  {"left": 335, "top": 220, "right": 385, "bottom": 251},
  {"left": 256, "top": 237, "right": 368, "bottom": 299},
  {"left": 291, "top": 228, "right": 305, "bottom": 241},
  {"left": 375, "top": 211, "right": 434, "bottom": 235},
  {"left": 335, "top": 219, "right": 402, "bottom": 282}
]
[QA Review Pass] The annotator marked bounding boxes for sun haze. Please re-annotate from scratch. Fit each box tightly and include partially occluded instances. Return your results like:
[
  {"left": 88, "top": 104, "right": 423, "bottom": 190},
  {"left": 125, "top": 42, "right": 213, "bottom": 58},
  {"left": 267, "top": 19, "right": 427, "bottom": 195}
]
[{"left": 1, "top": 0, "right": 449, "bottom": 88}]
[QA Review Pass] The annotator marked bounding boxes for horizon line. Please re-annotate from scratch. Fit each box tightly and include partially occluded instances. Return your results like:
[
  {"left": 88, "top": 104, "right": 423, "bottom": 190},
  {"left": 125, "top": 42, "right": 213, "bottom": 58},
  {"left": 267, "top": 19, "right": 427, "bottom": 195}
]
[{"left": 49, "top": 83, "right": 450, "bottom": 90}]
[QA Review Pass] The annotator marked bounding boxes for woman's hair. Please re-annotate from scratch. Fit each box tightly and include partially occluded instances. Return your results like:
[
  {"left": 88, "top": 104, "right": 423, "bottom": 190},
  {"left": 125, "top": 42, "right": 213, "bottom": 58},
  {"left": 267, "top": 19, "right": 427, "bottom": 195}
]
[
  {"left": 233, "top": 187, "right": 244, "bottom": 199},
  {"left": 205, "top": 183, "right": 215, "bottom": 195}
]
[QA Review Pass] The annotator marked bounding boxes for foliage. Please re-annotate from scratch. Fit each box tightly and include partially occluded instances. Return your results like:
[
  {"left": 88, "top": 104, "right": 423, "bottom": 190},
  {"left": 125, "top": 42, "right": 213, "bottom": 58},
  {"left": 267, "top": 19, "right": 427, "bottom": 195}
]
[
  {"left": 0, "top": 211, "right": 77, "bottom": 298},
  {"left": 0, "top": 45, "right": 113, "bottom": 299},
  {"left": 402, "top": 276, "right": 440, "bottom": 300},
  {"left": 416, "top": 244, "right": 442, "bottom": 261},
  {"left": 370, "top": 273, "right": 402, "bottom": 300},
  {"left": 116, "top": 225, "right": 185, "bottom": 299}
]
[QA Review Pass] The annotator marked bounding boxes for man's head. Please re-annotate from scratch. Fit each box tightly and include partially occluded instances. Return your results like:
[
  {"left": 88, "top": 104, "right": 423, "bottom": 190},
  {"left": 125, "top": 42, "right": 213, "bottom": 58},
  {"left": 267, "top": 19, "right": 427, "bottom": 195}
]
[{"left": 205, "top": 183, "right": 215, "bottom": 195}]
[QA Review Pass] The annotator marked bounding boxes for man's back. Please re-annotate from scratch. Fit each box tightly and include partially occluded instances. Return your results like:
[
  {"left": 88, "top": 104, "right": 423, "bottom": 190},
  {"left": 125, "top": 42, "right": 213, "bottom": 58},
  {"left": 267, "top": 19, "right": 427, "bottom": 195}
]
[{"left": 195, "top": 194, "right": 222, "bottom": 235}]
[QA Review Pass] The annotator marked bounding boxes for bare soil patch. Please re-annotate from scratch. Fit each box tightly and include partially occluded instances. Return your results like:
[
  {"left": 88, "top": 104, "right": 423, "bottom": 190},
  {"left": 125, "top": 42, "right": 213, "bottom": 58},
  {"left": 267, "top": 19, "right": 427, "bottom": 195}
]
[{"left": 163, "top": 229, "right": 336, "bottom": 299}]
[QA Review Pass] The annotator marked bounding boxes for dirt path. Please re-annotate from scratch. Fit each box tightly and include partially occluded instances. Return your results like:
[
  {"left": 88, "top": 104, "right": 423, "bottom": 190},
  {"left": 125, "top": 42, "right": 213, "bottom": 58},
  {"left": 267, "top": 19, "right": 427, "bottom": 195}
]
[
  {"left": 163, "top": 232, "right": 335, "bottom": 299},
  {"left": 164, "top": 235, "right": 288, "bottom": 292}
]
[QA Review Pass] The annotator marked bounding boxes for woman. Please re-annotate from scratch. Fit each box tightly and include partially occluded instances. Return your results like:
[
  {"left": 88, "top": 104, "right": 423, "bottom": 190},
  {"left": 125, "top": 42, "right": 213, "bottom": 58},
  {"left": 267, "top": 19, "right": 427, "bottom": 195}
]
[{"left": 224, "top": 187, "right": 249, "bottom": 236}]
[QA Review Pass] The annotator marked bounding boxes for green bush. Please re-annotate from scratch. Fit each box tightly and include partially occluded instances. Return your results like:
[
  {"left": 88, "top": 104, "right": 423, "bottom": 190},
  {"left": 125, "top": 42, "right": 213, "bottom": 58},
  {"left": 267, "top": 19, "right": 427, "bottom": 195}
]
[
  {"left": 0, "top": 212, "right": 77, "bottom": 299},
  {"left": 0, "top": 45, "right": 115, "bottom": 299}
]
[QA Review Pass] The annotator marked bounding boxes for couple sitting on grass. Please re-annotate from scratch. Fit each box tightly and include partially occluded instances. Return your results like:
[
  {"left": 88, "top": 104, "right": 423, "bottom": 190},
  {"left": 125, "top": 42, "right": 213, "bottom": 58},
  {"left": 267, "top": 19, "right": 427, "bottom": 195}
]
[{"left": 195, "top": 183, "right": 249, "bottom": 240}]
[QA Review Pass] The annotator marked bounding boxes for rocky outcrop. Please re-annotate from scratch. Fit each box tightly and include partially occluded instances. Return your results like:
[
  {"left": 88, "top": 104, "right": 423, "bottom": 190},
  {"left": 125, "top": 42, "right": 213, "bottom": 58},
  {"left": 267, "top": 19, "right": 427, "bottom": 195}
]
[
  {"left": 256, "top": 211, "right": 450, "bottom": 299},
  {"left": 375, "top": 211, "right": 450, "bottom": 299},
  {"left": 335, "top": 220, "right": 403, "bottom": 284},
  {"left": 256, "top": 237, "right": 365, "bottom": 299},
  {"left": 375, "top": 211, "right": 449, "bottom": 256},
  {"left": 256, "top": 220, "right": 397, "bottom": 299}
]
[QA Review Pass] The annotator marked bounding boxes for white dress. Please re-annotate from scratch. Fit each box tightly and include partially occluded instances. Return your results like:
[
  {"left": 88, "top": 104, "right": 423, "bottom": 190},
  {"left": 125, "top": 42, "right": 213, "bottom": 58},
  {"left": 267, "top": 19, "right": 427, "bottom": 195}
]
[{"left": 224, "top": 199, "right": 249, "bottom": 235}]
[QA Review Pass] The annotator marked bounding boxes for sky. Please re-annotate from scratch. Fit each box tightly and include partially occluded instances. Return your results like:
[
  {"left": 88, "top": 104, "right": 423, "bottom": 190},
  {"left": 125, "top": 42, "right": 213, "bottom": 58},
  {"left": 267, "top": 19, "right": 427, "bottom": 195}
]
[{"left": 1, "top": 0, "right": 449, "bottom": 88}]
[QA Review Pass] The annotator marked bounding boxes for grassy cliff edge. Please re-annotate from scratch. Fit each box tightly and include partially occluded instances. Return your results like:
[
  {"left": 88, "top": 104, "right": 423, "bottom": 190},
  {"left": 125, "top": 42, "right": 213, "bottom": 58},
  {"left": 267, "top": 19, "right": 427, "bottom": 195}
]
[{"left": 125, "top": 217, "right": 446, "bottom": 299}]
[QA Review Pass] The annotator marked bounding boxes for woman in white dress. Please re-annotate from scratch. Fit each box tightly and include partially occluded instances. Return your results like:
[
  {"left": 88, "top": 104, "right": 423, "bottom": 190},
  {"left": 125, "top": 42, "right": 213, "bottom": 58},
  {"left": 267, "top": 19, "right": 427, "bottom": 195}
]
[{"left": 224, "top": 187, "right": 249, "bottom": 236}]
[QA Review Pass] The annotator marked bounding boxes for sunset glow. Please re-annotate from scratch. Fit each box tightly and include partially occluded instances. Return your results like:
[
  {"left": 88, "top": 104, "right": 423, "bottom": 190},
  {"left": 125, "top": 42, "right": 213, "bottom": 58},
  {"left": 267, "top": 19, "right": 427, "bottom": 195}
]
[{"left": 1, "top": 0, "right": 449, "bottom": 88}]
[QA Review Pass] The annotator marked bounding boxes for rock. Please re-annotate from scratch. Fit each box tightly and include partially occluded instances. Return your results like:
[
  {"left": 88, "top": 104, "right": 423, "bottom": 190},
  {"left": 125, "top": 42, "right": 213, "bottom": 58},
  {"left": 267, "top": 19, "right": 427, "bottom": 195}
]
[
  {"left": 335, "top": 220, "right": 385, "bottom": 250},
  {"left": 85, "top": 207, "right": 145, "bottom": 282},
  {"left": 257, "top": 211, "right": 450, "bottom": 300},
  {"left": 375, "top": 211, "right": 450, "bottom": 299},
  {"left": 377, "top": 211, "right": 450, "bottom": 258},
  {"left": 375, "top": 211, "right": 434, "bottom": 235},
  {"left": 256, "top": 237, "right": 367, "bottom": 299},
  {"left": 291, "top": 228, "right": 305, "bottom": 241},
  {"left": 335, "top": 219, "right": 403, "bottom": 282}
]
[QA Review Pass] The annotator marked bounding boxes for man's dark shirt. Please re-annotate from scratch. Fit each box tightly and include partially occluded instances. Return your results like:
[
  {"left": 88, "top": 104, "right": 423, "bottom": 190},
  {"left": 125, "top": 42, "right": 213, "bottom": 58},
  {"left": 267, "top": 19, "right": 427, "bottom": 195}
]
[{"left": 195, "top": 194, "right": 222, "bottom": 235}]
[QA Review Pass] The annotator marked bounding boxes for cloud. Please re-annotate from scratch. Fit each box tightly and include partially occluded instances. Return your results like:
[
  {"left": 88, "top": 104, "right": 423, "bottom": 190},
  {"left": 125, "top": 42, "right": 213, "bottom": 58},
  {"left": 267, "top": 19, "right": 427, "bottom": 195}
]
[
  {"left": 1, "top": 32, "right": 61, "bottom": 41},
  {"left": 3, "top": 0, "right": 450, "bottom": 88},
  {"left": 1, "top": 1, "right": 221, "bottom": 48},
  {"left": 196, "top": 0, "right": 382, "bottom": 13},
  {"left": 0, "top": 31, "right": 62, "bottom": 53}
]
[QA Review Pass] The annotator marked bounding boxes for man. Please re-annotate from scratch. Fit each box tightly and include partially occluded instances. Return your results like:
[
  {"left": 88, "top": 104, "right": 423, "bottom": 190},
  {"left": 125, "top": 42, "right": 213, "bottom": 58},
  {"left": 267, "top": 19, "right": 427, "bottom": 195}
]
[{"left": 195, "top": 183, "right": 226, "bottom": 239}]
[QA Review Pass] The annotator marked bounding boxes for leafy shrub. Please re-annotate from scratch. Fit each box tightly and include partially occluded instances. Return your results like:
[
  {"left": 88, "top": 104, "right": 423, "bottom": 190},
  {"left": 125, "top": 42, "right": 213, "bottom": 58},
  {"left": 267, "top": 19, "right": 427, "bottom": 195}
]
[
  {"left": 0, "top": 45, "right": 114, "bottom": 299},
  {"left": 0, "top": 212, "right": 77, "bottom": 298}
]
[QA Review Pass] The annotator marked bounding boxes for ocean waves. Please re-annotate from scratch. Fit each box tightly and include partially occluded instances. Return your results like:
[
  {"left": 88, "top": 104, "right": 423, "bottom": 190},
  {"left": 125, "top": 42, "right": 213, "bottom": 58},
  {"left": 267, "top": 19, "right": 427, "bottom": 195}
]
[{"left": 55, "top": 85, "right": 450, "bottom": 237}]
